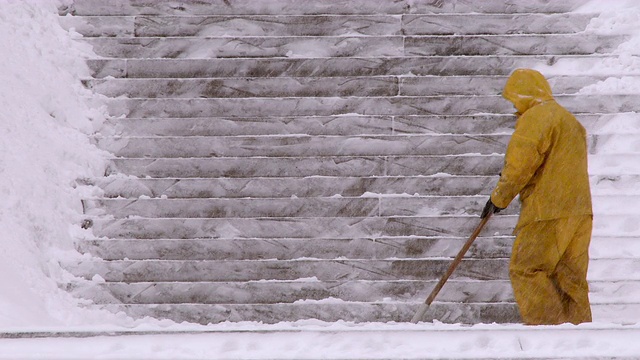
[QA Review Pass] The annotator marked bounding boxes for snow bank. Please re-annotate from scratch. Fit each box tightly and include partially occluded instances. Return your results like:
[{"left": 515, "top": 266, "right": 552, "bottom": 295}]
[{"left": 0, "top": 0, "right": 111, "bottom": 327}]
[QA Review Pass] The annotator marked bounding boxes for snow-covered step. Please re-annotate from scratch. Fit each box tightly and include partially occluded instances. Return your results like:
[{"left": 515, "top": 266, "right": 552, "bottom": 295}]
[
  {"left": 105, "top": 115, "right": 517, "bottom": 137},
  {"left": 89, "top": 215, "right": 519, "bottom": 240},
  {"left": 94, "top": 176, "right": 500, "bottom": 198},
  {"left": 87, "top": 214, "right": 640, "bottom": 240},
  {"left": 93, "top": 174, "right": 640, "bottom": 199},
  {"left": 95, "top": 302, "right": 519, "bottom": 324},
  {"left": 67, "top": 258, "right": 511, "bottom": 282},
  {"left": 105, "top": 95, "right": 640, "bottom": 119},
  {"left": 61, "top": 13, "right": 596, "bottom": 38},
  {"left": 71, "top": 280, "right": 515, "bottom": 305},
  {"left": 86, "top": 55, "right": 625, "bottom": 79},
  {"left": 84, "top": 34, "right": 626, "bottom": 59},
  {"left": 94, "top": 135, "right": 511, "bottom": 158},
  {"left": 60, "top": 0, "right": 588, "bottom": 16},
  {"left": 74, "top": 236, "right": 640, "bottom": 261},
  {"left": 106, "top": 113, "right": 619, "bottom": 137},
  {"left": 83, "top": 194, "right": 635, "bottom": 219},
  {"left": 69, "top": 279, "right": 640, "bottom": 306},
  {"left": 106, "top": 155, "right": 505, "bottom": 178},
  {"left": 77, "top": 236, "right": 514, "bottom": 261},
  {"left": 83, "top": 196, "right": 520, "bottom": 219},
  {"left": 85, "top": 75, "right": 621, "bottom": 99},
  {"left": 64, "top": 257, "right": 640, "bottom": 283}
]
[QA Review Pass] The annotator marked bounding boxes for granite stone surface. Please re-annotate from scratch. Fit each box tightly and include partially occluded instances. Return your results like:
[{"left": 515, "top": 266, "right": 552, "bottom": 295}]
[
  {"left": 94, "top": 134, "right": 511, "bottom": 158},
  {"left": 97, "top": 302, "right": 521, "bottom": 324},
  {"left": 87, "top": 56, "right": 611, "bottom": 79},
  {"left": 77, "top": 236, "right": 514, "bottom": 261},
  {"left": 107, "top": 155, "right": 505, "bottom": 178},
  {"left": 95, "top": 175, "right": 499, "bottom": 198},
  {"left": 89, "top": 215, "right": 519, "bottom": 239},
  {"left": 62, "top": 0, "right": 587, "bottom": 16}
]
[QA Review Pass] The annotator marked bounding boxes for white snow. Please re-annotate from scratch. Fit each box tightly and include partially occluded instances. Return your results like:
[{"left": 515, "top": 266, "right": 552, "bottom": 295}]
[{"left": 1, "top": 0, "right": 640, "bottom": 358}]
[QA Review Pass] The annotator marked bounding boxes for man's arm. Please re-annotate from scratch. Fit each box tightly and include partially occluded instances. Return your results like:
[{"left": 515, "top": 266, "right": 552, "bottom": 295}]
[{"left": 490, "top": 114, "right": 550, "bottom": 209}]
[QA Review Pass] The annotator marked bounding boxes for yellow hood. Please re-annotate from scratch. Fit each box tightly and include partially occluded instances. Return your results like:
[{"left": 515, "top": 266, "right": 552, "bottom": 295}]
[{"left": 502, "top": 68, "right": 554, "bottom": 114}]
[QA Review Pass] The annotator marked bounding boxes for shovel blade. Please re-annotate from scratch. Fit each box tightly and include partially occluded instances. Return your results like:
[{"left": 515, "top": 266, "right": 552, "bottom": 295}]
[{"left": 411, "top": 303, "right": 430, "bottom": 323}]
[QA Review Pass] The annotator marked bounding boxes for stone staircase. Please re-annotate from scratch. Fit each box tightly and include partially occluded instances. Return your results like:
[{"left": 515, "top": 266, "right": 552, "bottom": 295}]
[{"left": 59, "top": 0, "right": 640, "bottom": 325}]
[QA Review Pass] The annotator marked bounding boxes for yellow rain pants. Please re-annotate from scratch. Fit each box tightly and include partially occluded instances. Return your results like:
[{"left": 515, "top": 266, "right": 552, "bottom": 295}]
[{"left": 510, "top": 215, "right": 593, "bottom": 325}]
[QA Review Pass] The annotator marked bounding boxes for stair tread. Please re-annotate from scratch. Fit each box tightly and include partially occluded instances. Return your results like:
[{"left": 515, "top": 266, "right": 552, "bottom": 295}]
[
  {"left": 105, "top": 95, "right": 640, "bottom": 119},
  {"left": 62, "top": 13, "right": 596, "bottom": 38},
  {"left": 92, "top": 302, "right": 521, "bottom": 324},
  {"left": 85, "top": 75, "right": 621, "bottom": 98},
  {"left": 87, "top": 55, "right": 625, "bottom": 79},
  {"left": 85, "top": 34, "right": 626, "bottom": 59},
  {"left": 62, "top": 0, "right": 588, "bottom": 16}
]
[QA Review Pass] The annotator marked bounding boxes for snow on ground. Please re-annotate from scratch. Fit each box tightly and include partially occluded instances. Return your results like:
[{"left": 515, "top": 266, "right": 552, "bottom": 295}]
[{"left": 1, "top": 0, "right": 640, "bottom": 359}]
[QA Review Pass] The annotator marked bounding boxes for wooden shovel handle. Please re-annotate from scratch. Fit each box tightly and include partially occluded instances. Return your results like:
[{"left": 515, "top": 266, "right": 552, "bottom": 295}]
[{"left": 410, "top": 214, "right": 492, "bottom": 323}]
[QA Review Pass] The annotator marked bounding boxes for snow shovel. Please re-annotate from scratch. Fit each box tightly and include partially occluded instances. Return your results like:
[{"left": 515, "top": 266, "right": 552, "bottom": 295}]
[{"left": 410, "top": 213, "right": 492, "bottom": 323}]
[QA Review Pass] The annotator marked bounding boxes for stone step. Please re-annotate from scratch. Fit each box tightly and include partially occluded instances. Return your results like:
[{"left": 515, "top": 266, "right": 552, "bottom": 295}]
[
  {"left": 71, "top": 280, "right": 515, "bottom": 305},
  {"left": 64, "top": 257, "right": 635, "bottom": 283},
  {"left": 60, "top": 0, "right": 588, "bottom": 16},
  {"left": 105, "top": 115, "right": 518, "bottom": 137},
  {"left": 93, "top": 173, "right": 640, "bottom": 199},
  {"left": 84, "top": 75, "right": 616, "bottom": 99},
  {"left": 94, "top": 134, "right": 511, "bottom": 158},
  {"left": 89, "top": 215, "right": 519, "bottom": 239},
  {"left": 87, "top": 55, "right": 621, "bottom": 79},
  {"left": 106, "top": 155, "right": 505, "bottom": 178},
  {"left": 105, "top": 113, "right": 624, "bottom": 137},
  {"left": 68, "top": 279, "right": 640, "bottom": 305},
  {"left": 93, "top": 302, "right": 520, "bottom": 324},
  {"left": 591, "top": 134, "right": 640, "bottom": 155},
  {"left": 76, "top": 236, "right": 635, "bottom": 261},
  {"left": 83, "top": 196, "right": 521, "bottom": 219},
  {"left": 76, "top": 236, "right": 514, "bottom": 261},
  {"left": 589, "top": 154, "right": 640, "bottom": 175},
  {"left": 88, "top": 214, "right": 640, "bottom": 239},
  {"left": 67, "top": 258, "right": 511, "bottom": 282},
  {"left": 61, "top": 13, "right": 596, "bottom": 38},
  {"left": 83, "top": 194, "right": 632, "bottom": 219},
  {"left": 105, "top": 95, "right": 640, "bottom": 118},
  {"left": 84, "top": 34, "right": 625, "bottom": 59},
  {"left": 95, "top": 175, "right": 499, "bottom": 198}
]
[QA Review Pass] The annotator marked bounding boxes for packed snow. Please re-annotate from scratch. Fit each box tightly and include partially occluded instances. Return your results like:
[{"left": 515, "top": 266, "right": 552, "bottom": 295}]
[{"left": 1, "top": 0, "right": 640, "bottom": 359}]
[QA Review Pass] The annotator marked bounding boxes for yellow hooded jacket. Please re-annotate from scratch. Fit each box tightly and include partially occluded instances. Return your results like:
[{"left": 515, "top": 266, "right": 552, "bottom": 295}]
[{"left": 490, "top": 69, "right": 593, "bottom": 231}]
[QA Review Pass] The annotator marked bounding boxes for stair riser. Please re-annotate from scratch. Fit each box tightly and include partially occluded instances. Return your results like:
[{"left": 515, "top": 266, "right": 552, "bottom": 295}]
[
  {"left": 65, "top": 258, "right": 640, "bottom": 283},
  {"left": 90, "top": 194, "right": 638, "bottom": 219},
  {"left": 62, "top": 0, "right": 586, "bottom": 16},
  {"left": 81, "top": 280, "right": 515, "bottom": 304},
  {"left": 97, "top": 176, "right": 499, "bottom": 198},
  {"left": 85, "top": 35, "right": 624, "bottom": 59},
  {"left": 77, "top": 237, "right": 514, "bottom": 260},
  {"left": 107, "top": 155, "right": 505, "bottom": 178},
  {"left": 109, "top": 113, "right": 617, "bottom": 137},
  {"left": 108, "top": 115, "right": 519, "bottom": 137},
  {"left": 90, "top": 216, "right": 518, "bottom": 239},
  {"left": 86, "top": 75, "right": 609, "bottom": 98},
  {"left": 87, "top": 56, "right": 611, "bottom": 79},
  {"left": 89, "top": 214, "right": 638, "bottom": 239},
  {"left": 97, "top": 173, "right": 632, "bottom": 199},
  {"left": 105, "top": 96, "right": 640, "bottom": 118},
  {"left": 84, "top": 196, "right": 519, "bottom": 219},
  {"left": 95, "top": 135, "right": 511, "bottom": 158},
  {"left": 74, "top": 279, "right": 637, "bottom": 305},
  {"left": 95, "top": 302, "right": 521, "bottom": 324},
  {"left": 63, "top": 14, "right": 594, "bottom": 38},
  {"left": 75, "top": 236, "right": 639, "bottom": 261},
  {"left": 68, "top": 259, "right": 510, "bottom": 282}
]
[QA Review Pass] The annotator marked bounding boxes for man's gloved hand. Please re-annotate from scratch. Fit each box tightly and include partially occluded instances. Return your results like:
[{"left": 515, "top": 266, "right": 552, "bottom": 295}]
[{"left": 481, "top": 198, "right": 504, "bottom": 219}]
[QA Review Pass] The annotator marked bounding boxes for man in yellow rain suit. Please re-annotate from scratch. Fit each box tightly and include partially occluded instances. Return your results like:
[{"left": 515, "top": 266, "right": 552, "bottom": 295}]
[{"left": 481, "top": 68, "right": 593, "bottom": 325}]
